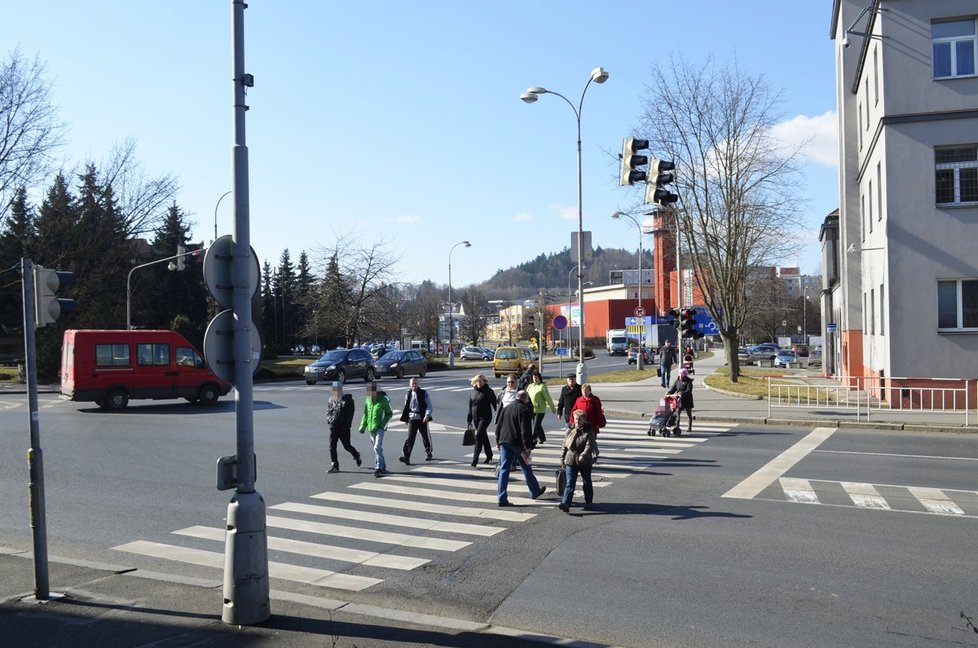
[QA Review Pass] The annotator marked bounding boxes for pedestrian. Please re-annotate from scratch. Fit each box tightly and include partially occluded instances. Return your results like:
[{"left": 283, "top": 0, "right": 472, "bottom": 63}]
[
  {"left": 494, "top": 390, "right": 546, "bottom": 506},
  {"left": 399, "top": 376, "right": 434, "bottom": 465},
  {"left": 667, "top": 367, "right": 695, "bottom": 434},
  {"left": 467, "top": 374, "right": 497, "bottom": 467},
  {"left": 498, "top": 375, "right": 519, "bottom": 410},
  {"left": 325, "top": 382, "right": 362, "bottom": 473},
  {"left": 572, "top": 383, "right": 606, "bottom": 433},
  {"left": 525, "top": 371, "right": 557, "bottom": 444},
  {"left": 359, "top": 381, "right": 393, "bottom": 477},
  {"left": 556, "top": 374, "right": 582, "bottom": 427},
  {"left": 517, "top": 363, "right": 536, "bottom": 391},
  {"left": 659, "top": 339, "right": 678, "bottom": 388},
  {"left": 558, "top": 409, "right": 598, "bottom": 513}
]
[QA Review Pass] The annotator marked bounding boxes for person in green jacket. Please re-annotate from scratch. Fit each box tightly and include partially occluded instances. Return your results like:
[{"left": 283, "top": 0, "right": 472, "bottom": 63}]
[
  {"left": 525, "top": 371, "right": 557, "bottom": 444},
  {"left": 359, "top": 381, "right": 393, "bottom": 478}
]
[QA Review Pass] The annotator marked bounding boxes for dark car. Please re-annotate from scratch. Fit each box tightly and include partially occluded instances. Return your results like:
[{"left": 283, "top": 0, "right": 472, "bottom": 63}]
[
  {"left": 303, "top": 348, "right": 376, "bottom": 385},
  {"left": 374, "top": 349, "right": 428, "bottom": 379},
  {"left": 627, "top": 346, "right": 652, "bottom": 365}
]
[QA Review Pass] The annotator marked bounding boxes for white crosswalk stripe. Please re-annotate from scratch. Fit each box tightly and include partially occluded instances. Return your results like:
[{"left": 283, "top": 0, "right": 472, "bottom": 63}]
[
  {"left": 111, "top": 418, "right": 731, "bottom": 594},
  {"left": 769, "top": 478, "right": 977, "bottom": 517}
]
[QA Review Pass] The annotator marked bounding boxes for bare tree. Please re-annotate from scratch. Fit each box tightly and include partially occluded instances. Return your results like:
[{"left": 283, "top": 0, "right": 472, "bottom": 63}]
[
  {"left": 99, "top": 138, "right": 180, "bottom": 236},
  {"left": 640, "top": 57, "right": 807, "bottom": 381},
  {"left": 459, "top": 288, "right": 490, "bottom": 346},
  {"left": 0, "top": 49, "right": 64, "bottom": 219}
]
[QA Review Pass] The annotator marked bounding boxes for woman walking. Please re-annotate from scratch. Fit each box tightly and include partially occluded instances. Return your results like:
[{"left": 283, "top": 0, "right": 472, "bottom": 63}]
[
  {"left": 525, "top": 371, "right": 556, "bottom": 444},
  {"left": 559, "top": 409, "right": 597, "bottom": 512},
  {"left": 572, "top": 383, "right": 606, "bottom": 433},
  {"left": 467, "top": 374, "right": 497, "bottom": 466}
]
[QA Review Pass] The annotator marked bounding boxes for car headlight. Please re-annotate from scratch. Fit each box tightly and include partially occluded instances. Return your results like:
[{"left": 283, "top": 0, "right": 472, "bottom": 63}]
[
  {"left": 391, "top": 362, "right": 400, "bottom": 367},
  {"left": 327, "top": 365, "right": 336, "bottom": 371}
]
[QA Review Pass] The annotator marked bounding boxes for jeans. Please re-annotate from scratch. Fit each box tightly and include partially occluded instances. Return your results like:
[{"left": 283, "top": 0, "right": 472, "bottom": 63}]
[
  {"left": 562, "top": 463, "right": 593, "bottom": 507},
  {"left": 472, "top": 415, "right": 493, "bottom": 464},
  {"left": 368, "top": 429, "right": 386, "bottom": 471},
  {"left": 660, "top": 364, "right": 672, "bottom": 387},
  {"left": 497, "top": 443, "right": 543, "bottom": 503}
]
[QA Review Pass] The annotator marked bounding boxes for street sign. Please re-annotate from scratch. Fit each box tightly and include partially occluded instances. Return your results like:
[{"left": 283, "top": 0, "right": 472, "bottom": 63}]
[
  {"left": 552, "top": 314, "right": 568, "bottom": 330},
  {"left": 203, "top": 309, "right": 263, "bottom": 384},
  {"left": 826, "top": 323, "right": 838, "bottom": 333},
  {"left": 202, "top": 235, "right": 260, "bottom": 310},
  {"left": 634, "top": 306, "right": 645, "bottom": 318}
]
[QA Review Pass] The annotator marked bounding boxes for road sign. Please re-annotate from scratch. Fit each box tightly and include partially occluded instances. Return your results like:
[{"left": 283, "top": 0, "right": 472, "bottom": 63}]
[
  {"left": 826, "top": 323, "right": 838, "bottom": 333},
  {"left": 202, "top": 235, "right": 260, "bottom": 310},
  {"left": 552, "top": 314, "right": 568, "bottom": 330},
  {"left": 203, "top": 309, "right": 263, "bottom": 384},
  {"left": 634, "top": 306, "right": 645, "bottom": 318}
]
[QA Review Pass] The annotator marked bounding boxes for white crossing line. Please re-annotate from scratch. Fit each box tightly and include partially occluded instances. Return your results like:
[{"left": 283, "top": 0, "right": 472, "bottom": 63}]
[
  {"left": 779, "top": 478, "right": 820, "bottom": 504},
  {"left": 270, "top": 501, "right": 504, "bottom": 537},
  {"left": 841, "top": 482, "right": 891, "bottom": 510},
  {"left": 724, "top": 427, "right": 837, "bottom": 500},
  {"left": 312, "top": 491, "right": 536, "bottom": 522},
  {"left": 266, "top": 515, "right": 471, "bottom": 552},
  {"left": 409, "top": 465, "right": 617, "bottom": 485},
  {"left": 113, "top": 540, "right": 381, "bottom": 591},
  {"left": 351, "top": 481, "right": 547, "bottom": 507},
  {"left": 174, "top": 525, "right": 429, "bottom": 570},
  {"left": 908, "top": 487, "right": 966, "bottom": 516}
]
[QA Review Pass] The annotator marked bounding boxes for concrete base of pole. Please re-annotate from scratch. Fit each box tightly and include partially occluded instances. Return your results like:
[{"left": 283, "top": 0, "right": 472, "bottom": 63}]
[
  {"left": 576, "top": 362, "right": 588, "bottom": 385},
  {"left": 448, "top": 352, "right": 455, "bottom": 368},
  {"left": 222, "top": 490, "right": 270, "bottom": 625}
]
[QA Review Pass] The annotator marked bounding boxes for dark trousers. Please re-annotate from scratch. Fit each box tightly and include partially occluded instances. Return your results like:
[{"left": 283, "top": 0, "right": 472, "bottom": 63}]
[
  {"left": 471, "top": 415, "right": 493, "bottom": 464},
  {"left": 402, "top": 419, "right": 432, "bottom": 458},
  {"left": 532, "top": 412, "right": 547, "bottom": 443},
  {"left": 329, "top": 426, "right": 360, "bottom": 465}
]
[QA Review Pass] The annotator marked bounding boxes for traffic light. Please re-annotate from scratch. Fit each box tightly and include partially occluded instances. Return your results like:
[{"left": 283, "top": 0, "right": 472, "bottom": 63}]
[
  {"left": 620, "top": 137, "right": 650, "bottom": 186},
  {"left": 528, "top": 312, "right": 537, "bottom": 329},
  {"left": 681, "top": 309, "right": 697, "bottom": 338},
  {"left": 176, "top": 244, "right": 186, "bottom": 271},
  {"left": 34, "top": 265, "right": 77, "bottom": 328},
  {"left": 668, "top": 308, "right": 681, "bottom": 328},
  {"left": 645, "top": 158, "right": 679, "bottom": 206}
]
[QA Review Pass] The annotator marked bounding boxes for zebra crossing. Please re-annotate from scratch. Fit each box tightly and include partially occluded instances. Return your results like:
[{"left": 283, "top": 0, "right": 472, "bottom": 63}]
[
  {"left": 760, "top": 477, "right": 978, "bottom": 518},
  {"left": 111, "top": 418, "right": 733, "bottom": 594}
]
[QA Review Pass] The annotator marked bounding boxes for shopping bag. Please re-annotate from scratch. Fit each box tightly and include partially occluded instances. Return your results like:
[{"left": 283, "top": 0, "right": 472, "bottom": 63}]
[
  {"left": 462, "top": 424, "right": 476, "bottom": 446},
  {"left": 556, "top": 468, "right": 567, "bottom": 497}
]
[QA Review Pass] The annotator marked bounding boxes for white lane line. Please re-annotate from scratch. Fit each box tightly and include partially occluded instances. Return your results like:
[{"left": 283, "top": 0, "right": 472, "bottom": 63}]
[
  {"left": 779, "top": 478, "right": 820, "bottom": 504},
  {"left": 112, "top": 540, "right": 381, "bottom": 591},
  {"left": 350, "top": 482, "right": 550, "bottom": 507},
  {"left": 907, "top": 487, "right": 966, "bottom": 516},
  {"left": 815, "top": 449, "right": 978, "bottom": 462},
  {"left": 270, "top": 501, "right": 504, "bottom": 537},
  {"left": 841, "top": 482, "right": 891, "bottom": 509},
  {"left": 173, "top": 525, "right": 429, "bottom": 570},
  {"left": 266, "top": 515, "right": 471, "bottom": 552},
  {"left": 723, "top": 427, "right": 837, "bottom": 500},
  {"left": 312, "top": 491, "right": 536, "bottom": 522}
]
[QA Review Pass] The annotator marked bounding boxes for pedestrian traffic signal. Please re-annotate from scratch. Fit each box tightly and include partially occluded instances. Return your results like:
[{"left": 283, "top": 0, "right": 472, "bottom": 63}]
[
  {"left": 620, "top": 137, "right": 650, "bottom": 186},
  {"left": 668, "top": 308, "right": 681, "bottom": 328},
  {"left": 681, "top": 309, "right": 697, "bottom": 338},
  {"left": 177, "top": 244, "right": 186, "bottom": 271},
  {"left": 34, "top": 265, "right": 77, "bottom": 328},
  {"left": 645, "top": 158, "right": 679, "bottom": 206}
]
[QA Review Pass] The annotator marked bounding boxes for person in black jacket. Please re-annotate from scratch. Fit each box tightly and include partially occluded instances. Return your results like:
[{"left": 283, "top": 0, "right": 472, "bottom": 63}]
[
  {"left": 494, "top": 390, "right": 546, "bottom": 506},
  {"left": 666, "top": 367, "right": 694, "bottom": 433},
  {"left": 325, "top": 382, "right": 362, "bottom": 473},
  {"left": 399, "top": 377, "right": 433, "bottom": 464},
  {"left": 557, "top": 374, "right": 582, "bottom": 426},
  {"left": 467, "top": 374, "right": 497, "bottom": 467}
]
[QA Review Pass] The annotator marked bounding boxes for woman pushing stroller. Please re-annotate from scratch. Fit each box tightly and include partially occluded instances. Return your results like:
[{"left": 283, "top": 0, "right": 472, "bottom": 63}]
[{"left": 666, "top": 367, "right": 694, "bottom": 434}]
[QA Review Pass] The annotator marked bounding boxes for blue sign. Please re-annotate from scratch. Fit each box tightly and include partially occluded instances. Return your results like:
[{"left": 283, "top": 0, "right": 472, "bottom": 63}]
[
  {"left": 692, "top": 307, "right": 719, "bottom": 335},
  {"left": 624, "top": 316, "right": 652, "bottom": 326},
  {"left": 556, "top": 347, "right": 570, "bottom": 357},
  {"left": 826, "top": 323, "right": 837, "bottom": 333}
]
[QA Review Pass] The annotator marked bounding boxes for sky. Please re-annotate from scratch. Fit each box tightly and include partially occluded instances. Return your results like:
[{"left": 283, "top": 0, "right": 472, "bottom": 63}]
[{"left": 1, "top": 1, "right": 839, "bottom": 289}]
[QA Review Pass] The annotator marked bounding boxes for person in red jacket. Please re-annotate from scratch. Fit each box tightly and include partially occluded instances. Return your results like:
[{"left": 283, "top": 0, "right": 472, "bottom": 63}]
[{"left": 572, "top": 383, "right": 606, "bottom": 433}]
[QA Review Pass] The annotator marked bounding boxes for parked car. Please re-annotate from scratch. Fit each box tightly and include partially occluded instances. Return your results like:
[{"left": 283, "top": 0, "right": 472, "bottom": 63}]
[
  {"left": 792, "top": 344, "right": 810, "bottom": 357},
  {"left": 774, "top": 349, "right": 801, "bottom": 368},
  {"left": 459, "top": 346, "right": 487, "bottom": 361},
  {"left": 493, "top": 346, "right": 524, "bottom": 378},
  {"left": 304, "top": 348, "right": 376, "bottom": 384},
  {"left": 519, "top": 346, "right": 539, "bottom": 362},
  {"left": 479, "top": 347, "right": 495, "bottom": 360},
  {"left": 627, "top": 346, "right": 652, "bottom": 365},
  {"left": 748, "top": 343, "right": 780, "bottom": 361},
  {"left": 374, "top": 349, "right": 428, "bottom": 379},
  {"left": 809, "top": 346, "right": 823, "bottom": 366},
  {"left": 737, "top": 346, "right": 751, "bottom": 363}
]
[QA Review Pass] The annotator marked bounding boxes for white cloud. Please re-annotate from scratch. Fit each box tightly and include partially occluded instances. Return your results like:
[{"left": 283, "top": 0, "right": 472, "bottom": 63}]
[
  {"left": 770, "top": 110, "right": 838, "bottom": 167},
  {"left": 514, "top": 211, "right": 533, "bottom": 222},
  {"left": 396, "top": 215, "right": 422, "bottom": 224},
  {"left": 548, "top": 202, "right": 577, "bottom": 221}
]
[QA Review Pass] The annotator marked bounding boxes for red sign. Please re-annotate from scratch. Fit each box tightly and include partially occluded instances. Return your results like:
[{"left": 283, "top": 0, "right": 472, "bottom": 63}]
[{"left": 634, "top": 307, "right": 646, "bottom": 318}]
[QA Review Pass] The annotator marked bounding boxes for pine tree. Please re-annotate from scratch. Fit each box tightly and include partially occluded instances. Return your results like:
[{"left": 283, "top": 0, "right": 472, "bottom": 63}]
[{"left": 0, "top": 187, "right": 35, "bottom": 335}]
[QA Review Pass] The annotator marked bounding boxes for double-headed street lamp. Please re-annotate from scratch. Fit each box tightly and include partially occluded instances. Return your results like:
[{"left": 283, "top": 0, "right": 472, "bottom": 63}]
[
  {"left": 447, "top": 240, "right": 470, "bottom": 368},
  {"left": 522, "top": 66, "right": 609, "bottom": 384},
  {"left": 611, "top": 210, "right": 652, "bottom": 371}
]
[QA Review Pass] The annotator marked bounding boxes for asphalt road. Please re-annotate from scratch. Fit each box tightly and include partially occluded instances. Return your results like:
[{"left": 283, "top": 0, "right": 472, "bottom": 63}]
[{"left": 1, "top": 364, "right": 976, "bottom": 647}]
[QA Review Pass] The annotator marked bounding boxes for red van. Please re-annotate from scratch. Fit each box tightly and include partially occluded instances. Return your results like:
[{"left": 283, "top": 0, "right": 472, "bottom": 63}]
[{"left": 61, "top": 329, "right": 231, "bottom": 410}]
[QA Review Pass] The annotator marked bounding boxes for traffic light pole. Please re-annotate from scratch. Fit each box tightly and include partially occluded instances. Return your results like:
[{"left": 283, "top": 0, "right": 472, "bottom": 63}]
[{"left": 20, "top": 257, "right": 50, "bottom": 600}]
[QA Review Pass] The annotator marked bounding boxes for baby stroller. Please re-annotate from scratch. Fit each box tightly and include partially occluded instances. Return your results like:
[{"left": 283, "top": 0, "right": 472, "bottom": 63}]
[{"left": 647, "top": 394, "right": 682, "bottom": 437}]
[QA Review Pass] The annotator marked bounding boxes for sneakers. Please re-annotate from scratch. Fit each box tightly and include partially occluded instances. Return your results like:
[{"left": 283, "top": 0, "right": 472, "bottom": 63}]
[
  {"left": 558, "top": 503, "right": 570, "bottom": 513},
  {"left": 531, "top": 486, "right": 547, "bottom": 500},
  {"left": 425, "top": 453, "right": 434, "bottom": 462},
  {"left": 471, "top": 461, "right": 478, "bottom": 468},
  {"left": 327, "top": 464, "right": 339, "bottom": 473},
  {"left": 398, "top": 456, "right": 410, "bottom": 465},
  {"left": 498, "top": 500, "right": 514, "bottom": 507},
  {"left": 354, "top": 455, "right": 362, "bottom": 467},
  {"left": 373, "top": 469, "right": 383, "bottom": 478}
]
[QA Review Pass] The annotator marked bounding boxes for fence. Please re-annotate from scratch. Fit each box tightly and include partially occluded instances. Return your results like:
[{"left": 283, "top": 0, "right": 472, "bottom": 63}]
[{"left": 768, "top": 376, "right": 973, "bottom": 426}]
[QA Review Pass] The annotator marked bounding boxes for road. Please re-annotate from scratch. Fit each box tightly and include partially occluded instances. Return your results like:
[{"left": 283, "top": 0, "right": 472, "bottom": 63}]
[{"left": 1, "top": 364, "right": 976, "bottom": 647}]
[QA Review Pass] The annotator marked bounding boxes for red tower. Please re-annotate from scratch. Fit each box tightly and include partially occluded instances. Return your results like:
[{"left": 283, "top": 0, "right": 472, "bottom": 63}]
[{"left": 652, "top": 210, "right": 677, "bottom": 313}]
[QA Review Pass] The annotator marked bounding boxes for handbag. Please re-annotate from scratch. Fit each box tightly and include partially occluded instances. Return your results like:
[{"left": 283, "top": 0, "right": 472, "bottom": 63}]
[
  {"left": 462, "top": 423, "right": 476, "bottom": 446},
  {"left": 556, "top": 467, "right": 567, "bottom": 497}
]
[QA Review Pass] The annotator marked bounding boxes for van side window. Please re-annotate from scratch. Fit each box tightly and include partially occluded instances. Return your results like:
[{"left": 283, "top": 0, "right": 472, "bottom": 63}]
[
  {"left": 96, "top": 344, "right": 130, "bottom": 367},
  {"left": 137, "top": 343, "right": 170, "bottom": 366},
  {"left": 176, "top": 347, "right": 203, "bottom": 368}
]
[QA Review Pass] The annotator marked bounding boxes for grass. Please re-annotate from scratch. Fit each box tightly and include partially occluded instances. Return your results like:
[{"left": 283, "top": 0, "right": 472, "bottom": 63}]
[
  {"left": 702, "top": 365, "right": 780, "bottom": 398},
  {"left": 0, "top": 366, "right": 21, "bottom": 383}
]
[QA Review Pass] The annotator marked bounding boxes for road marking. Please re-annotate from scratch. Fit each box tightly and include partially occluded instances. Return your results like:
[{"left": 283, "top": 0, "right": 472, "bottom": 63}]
[
  {"left": 112, "top": 540, "right": 381, "bottom": 591},
  {"left": 723, "top": 427, "right": 837, "bottom": 500},
  {"left": 841, "top": 481, "right": 891, "bottom": 509},
  {"left": 815, "top": 449, "right": 978, "bottom": 462},
  {"left": 270, "top": 501, "right": 504, "bottom": 537},
  {"left": 351, "top": 482, "right": 549, "bottom": 507},
  {"left": 907, "top": 487, "right": 966, "bottom": 516},
  {"left": 312, "top": 491, "right": 536, "bottom": 522},
  {"left": 779, "top": 478, "right": 820, "bottom": 504},
  {"left": 266, "top": 515, "right": 471, "bottom": 552},
  {"left": 173, "top": 525, "right": 429, "bottom": 570}
]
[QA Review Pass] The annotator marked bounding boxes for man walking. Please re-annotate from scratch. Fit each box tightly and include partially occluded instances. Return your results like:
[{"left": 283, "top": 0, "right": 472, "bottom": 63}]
[
  {"left": 325, "top": 382, "right": 362, "bottom": 473},
  {"left": 659, "top": 339, "right": 678, "bottom": 388},
  {"left": 494, "top": 390, "right": 546, "bottom": 507},
  {"left": 557, "top": 374, "right": 582, "bottom": 427},
  {"left": 359, "top": 381, "right": 393, "bottom": 478},
  {"left": 399, "top": 377, "right": 433, "bottom": 465}
]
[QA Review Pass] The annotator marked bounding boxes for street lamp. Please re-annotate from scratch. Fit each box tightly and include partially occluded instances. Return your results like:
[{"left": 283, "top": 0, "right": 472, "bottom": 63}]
[
  {"left": 522, "top": 66, "right": 609, "bottom": 384},
  {"left": 447, "top": 240, "right": 470, "bottom": 368},
  {"left": 213, "top": 190, "right": 232, "bottom": 243},
  {"left": 611, "top": 210, "right": 650, "bottom": 370}
]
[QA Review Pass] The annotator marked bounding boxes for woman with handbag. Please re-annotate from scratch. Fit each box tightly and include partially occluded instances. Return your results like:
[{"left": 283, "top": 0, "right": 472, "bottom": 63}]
[
  {"left": 559, "top": 409, "right": 597, "bottom": 512},
  {"left": 572, "top": 383, "right": 607, "bottom": 433},
  {"left": 467, "top": 374, "right": 497, "bottom": 467}
]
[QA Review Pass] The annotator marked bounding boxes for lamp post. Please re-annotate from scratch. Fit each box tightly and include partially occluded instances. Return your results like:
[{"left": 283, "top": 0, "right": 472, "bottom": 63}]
[
  {"left": 213, "top": 190, "right": 232, "bottom": 243},
  {"left": 567, "top": 265, "right": 583, "bottom": 363},
  {"left": 522, "top": 66, "right": 609, "bottom": 384},
  {"left": 612, "top": 210, "right": 648, "bottom": 370},
  {"left": 447, "top": 240, "right": 470, "bottom": 368}
]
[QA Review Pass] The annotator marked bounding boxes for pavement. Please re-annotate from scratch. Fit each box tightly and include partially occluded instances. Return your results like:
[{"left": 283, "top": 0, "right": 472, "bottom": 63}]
[{"left": 2, "top": 351, "right": 975, "bottom": 648}]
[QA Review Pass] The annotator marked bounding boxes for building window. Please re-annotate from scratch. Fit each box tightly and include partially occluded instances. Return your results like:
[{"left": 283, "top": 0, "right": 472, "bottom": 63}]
[
  {"left": 864, "top": 78, "right": 870, "bottom": 124},
  {"left": 858, "top": 105, "right": 863, "bottom": 150},
  {"left": 879, "top": 283, "right": 885, "bottom": 335},
  {"left": 863, "top": 292, "right": 867, "bottom": 333},
  {"left": 876, "top": 163, "right": 882, "bottom": 220},
  {"left": 936, "top": 145, "right": 978, "bottom": 205},
  {"left": 873, "top": 47, "right": 880, "bottom": 105},
  {"left": 933, "top": 19, "right": 977, "bottom": 79},
  {"left": 860, "top": 194, "right": 866, "bottom": 241},
  {"left": 870, "top": 288, "right": 875, "bottom": 335},
  {"left": 868, "top": 180, "right": 873, "bottom": 232},
  {"left": 937, "top": 279, "right": 978, "bottom": 330}
]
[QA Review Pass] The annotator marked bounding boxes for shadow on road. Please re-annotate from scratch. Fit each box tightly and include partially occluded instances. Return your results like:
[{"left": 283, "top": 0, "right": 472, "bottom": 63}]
[{"left": 76, "top": 400, "right": 285, "bottom": 415}]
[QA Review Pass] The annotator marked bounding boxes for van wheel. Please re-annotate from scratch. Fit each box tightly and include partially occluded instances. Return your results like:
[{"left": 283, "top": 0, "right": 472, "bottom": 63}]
[
  {"left": 419, "top": 366, "right": 427, "bottom": 377},
  {"left": 104, "top": 389, "right": 129, "bottom": 410},
  {"left": 364, "top": 368, "right": 375, "bottom": 382},
  {"left": 198, "top": 384, "right": 220, "bottom": 406}
]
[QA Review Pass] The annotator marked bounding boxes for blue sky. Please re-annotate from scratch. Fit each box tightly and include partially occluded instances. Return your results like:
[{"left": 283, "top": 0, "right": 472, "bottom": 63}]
[{"left": 2, "top": 1, "right": 838, "bottom": 289}]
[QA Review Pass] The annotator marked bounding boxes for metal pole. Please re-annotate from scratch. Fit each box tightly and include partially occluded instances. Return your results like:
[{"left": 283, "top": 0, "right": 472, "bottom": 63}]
[
  {"left": 675, "top": 207, "right": 682, "bottom": 353},
  {"left": 214, "top": 190, "right": 232, "bottom": 243},
  {"left": 637, "top": 221, "right": 644, "bottom": 370},
  {"left": 222, "top": 0, "right": 269, "bottom": 625},
  {"left": 21, "top": 258, "right": 49, "bottom": 600},
  {"left": 126, "top": 248, "right": 205, "bottom": 330},
  {"left": 448, "top": 253, "right": 453, "bottom": 368}
]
